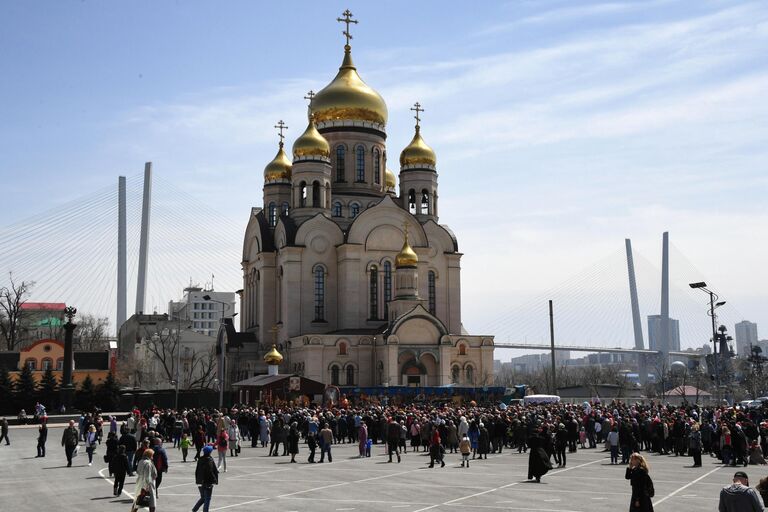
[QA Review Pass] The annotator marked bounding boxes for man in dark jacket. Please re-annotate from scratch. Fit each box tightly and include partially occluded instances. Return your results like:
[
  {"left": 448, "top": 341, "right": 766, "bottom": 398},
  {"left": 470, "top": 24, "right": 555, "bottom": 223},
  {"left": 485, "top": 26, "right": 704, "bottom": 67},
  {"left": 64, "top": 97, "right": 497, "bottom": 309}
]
[
  {"left": 718, "top": 471, "right": 762, "bottom": 512},
  {"left": 0, "top": 417, "right": 10, "bottom": 445},
  {"left": 152, "top": 438, "right": 169, "bottom": 494},
  {"left": 61, "top": 420, "right": 79, "bottom": 467},
  {"left": 119, "top": 430, "right": 137, "bottom": 475},
  {"left": 387, "top": 418, "right": 401, "bottom": 463},
  {"left": 193, "top": 445, "right": 219, "bottom": 512}
]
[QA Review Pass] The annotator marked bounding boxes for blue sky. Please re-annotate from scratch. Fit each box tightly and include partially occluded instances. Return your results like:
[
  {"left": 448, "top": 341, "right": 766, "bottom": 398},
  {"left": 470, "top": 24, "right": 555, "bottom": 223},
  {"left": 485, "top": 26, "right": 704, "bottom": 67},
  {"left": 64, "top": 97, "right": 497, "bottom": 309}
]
[{"left": 1, "top": 1, "right": 766, "bottom": 349}]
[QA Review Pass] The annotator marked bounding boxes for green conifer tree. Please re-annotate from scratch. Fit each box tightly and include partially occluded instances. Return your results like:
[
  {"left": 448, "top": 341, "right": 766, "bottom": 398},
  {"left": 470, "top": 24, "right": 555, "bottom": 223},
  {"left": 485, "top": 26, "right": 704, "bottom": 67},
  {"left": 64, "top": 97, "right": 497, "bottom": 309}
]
[
  {"left": 97, "top": 371, "right": 121, "bottom": 411},
  {"left": 38, "top": 367, "right": 58, "bottom": 410},
  {"left": 15, "top": 364, "right": 37, "bottom": 411},
  {"left": 0, "top": 367, "right": 15, "bottom": 414},
  {"left": 76, "top": 374, "right": 95, "bottom": 412}
]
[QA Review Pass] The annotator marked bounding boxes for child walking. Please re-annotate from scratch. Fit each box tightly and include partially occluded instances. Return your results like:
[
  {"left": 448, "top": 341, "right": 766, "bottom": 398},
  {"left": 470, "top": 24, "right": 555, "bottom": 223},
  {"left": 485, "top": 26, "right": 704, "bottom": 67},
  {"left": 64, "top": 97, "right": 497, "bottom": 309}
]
[{"left": 180, "top": 433, "right": 191, "bottom": 463}]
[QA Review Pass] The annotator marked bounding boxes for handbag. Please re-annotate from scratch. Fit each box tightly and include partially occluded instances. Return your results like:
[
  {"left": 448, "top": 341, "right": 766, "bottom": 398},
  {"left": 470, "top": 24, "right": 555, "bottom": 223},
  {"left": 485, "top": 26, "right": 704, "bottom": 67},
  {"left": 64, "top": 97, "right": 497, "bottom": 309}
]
[
  {"left": 72, "top": 445, "right": 79, "bottom": 458},
  {"left": 136, "top": 489, "right": 151, "bottom": 508}
]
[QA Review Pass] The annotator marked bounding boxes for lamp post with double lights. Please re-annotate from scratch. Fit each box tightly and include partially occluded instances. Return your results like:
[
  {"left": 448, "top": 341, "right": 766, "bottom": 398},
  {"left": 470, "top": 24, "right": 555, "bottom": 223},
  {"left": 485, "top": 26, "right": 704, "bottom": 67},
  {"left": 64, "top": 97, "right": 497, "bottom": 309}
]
[
  {"left": 689, "top": 282, "right": 727, "bottom": 399},
  {"left": 203, "top": 295, "right": 232, "bottom": 410}
]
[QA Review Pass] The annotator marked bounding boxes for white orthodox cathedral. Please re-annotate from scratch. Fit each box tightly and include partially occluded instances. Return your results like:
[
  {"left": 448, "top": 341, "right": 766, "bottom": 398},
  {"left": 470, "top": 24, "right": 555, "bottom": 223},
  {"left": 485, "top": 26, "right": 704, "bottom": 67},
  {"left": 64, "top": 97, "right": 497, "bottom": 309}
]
[{"left": 238, "top": 12, "right": 494, "bottom": 389}]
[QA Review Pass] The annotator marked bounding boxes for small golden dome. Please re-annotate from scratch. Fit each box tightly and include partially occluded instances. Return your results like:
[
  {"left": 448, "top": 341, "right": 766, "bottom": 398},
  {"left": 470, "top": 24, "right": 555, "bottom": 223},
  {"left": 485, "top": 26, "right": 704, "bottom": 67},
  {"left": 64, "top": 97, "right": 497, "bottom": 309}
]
[
  {"left": 264, "top": 344, "right": 283, "bottom": 365},
  {"left": 292, "top": 115, "right": 330, "bottom": 159},
  {"left": 264, "top": 144, "right": 292, "bottom": 182},
  {"left": 395, "top": 226, "right": 418, "bottom": 268},
  {"left": 311, "top": 46, "right": 388, "bottom": 127},
  {"left": 399, "top": 125, "right": 436, "bottom": 168},
  {"left": 385, "top": 167, "right": 396, "bottom": 191}
]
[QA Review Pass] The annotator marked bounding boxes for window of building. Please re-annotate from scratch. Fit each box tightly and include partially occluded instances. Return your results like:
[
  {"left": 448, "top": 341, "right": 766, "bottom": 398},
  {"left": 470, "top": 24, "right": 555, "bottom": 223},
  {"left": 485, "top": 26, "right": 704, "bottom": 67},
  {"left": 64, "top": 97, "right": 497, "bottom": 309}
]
[
  {"left": 313, "top": 265, "right": 325, "bottom": 321},
  {"left": 355, "top": 145, "right": 365, "bottom": 182},
  {"left": 41, "top": 358, "right": 52, "bottom": 371},
  {"left": 56, "top": 358, "right": 64, "bottom": 371},
  {"left": 339, "top": 342, "right": 347, "bottom": 356},
  {"left": 421, "top": 190, "right": 430, "bottom": 214},
  {"left": 282, "top": 202, "right": 289, "bottom": 216},
  {"left": 332, "top": 201, "right": 342, "bottom": 217},
  {"left": 458, "top": 343, "right": 467, "bottom": 356},
  {"left": 331, "top": 365, "right": 340, "bottom": 386},
  {"left": 428, "top": 271, "right": 436, "bottom": 315},
  {"left": 465, "top": 365, "right": 474, "bottom": 384},
  {"left": 312, "top": 181, "right": 321, "bottom": 207},
  {"left": 373, "top": 148, "right": 381, "bottom": 185},
  {"left": 25, "top": 358, "right": 36, "bottom": 371},
  {"left": 408, "top": 189, "right": 416, "bottom": 214},
  {"left": 268, "top": 202, "right": 277, "bottom": 227},
  {"left": 383, "top": 261, "right": 392, "bottom": 320},
  {"left": 335, "top": 146, "right": 346, "bottom": 182},
  {"left": 350, "top": 203, "right": 360, "bottom": 219},
  {"left": 299, "top": 181, "right": 307, "bottom": 208},
  {"left": 346, "top": 365, "right": 355, "bottom": 386},
  {"left": 452, "top": 365, "right": 460, "bottom": 384},
  {"left": 369, "top": 266, "right": 378, "bottom": 319}
]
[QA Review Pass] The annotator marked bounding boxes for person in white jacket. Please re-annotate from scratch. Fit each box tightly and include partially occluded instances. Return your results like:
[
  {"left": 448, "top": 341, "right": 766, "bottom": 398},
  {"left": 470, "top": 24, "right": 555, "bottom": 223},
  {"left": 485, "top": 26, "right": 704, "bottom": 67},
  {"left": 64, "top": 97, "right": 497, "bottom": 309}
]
[{"left": 228, "top": 420, "right": 241, "bottom": 457}]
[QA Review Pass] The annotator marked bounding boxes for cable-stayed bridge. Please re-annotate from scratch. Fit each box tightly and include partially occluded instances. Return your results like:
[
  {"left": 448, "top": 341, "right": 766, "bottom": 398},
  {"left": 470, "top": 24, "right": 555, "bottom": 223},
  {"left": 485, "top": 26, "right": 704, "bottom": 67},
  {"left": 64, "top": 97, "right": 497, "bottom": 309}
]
[{"left": 0, "top": 168, "right": 741, "bottom": 364}]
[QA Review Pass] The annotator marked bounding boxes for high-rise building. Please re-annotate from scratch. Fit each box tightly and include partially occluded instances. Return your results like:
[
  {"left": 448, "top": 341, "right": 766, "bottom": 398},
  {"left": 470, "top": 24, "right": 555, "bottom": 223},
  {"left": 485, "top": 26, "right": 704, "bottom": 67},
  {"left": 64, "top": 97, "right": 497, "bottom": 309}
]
[
  {"left": 647, "top": 315, "right": 681, "bottom": 352},
  {"left": 168, "top": 286, "right": 236, "bottom": 337},
  {"left": 734, "top": 320, "right": 759, "bottom": 357}
]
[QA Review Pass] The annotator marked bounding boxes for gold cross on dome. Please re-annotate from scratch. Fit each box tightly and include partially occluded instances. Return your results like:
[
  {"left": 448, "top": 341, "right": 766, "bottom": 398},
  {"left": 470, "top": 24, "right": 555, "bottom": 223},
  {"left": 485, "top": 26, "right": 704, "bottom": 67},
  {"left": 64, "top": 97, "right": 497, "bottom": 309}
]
[
  {"left": 270, "top": 324, "right": 279, "bottom": 345},
  {"left": 410, "top": 102, "right": 424, "bottom": 127},
  {"left": 274, "top": 120, "right": 288, "bottom": 145},
  {"left": 337, "top": 9, "right": 358, "bottom": 47},
  {"left": 303, "top": 90, "right": 315, "bottom": 105}
]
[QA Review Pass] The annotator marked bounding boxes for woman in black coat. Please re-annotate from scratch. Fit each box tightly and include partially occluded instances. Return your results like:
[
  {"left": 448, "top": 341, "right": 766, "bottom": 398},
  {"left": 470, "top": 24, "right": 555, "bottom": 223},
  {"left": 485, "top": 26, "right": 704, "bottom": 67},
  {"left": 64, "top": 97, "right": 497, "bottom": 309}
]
[
  {"left": 477, "top": 424, "right": 490, "bottom": 460},
  {"left": 625, "top": 452, "right": 654, "bottom": 512},
  {"left": 527, "top": 429, "right": 553, "bottom": 482},
  {"left": 105, "top": 432, "right": 119, "bottom": 475},
  {"left": 288, "top": 422, "right": 300, "bottom": 463},
  {"left": 109, "top": 445, "right": 131, "bottom": 497}
]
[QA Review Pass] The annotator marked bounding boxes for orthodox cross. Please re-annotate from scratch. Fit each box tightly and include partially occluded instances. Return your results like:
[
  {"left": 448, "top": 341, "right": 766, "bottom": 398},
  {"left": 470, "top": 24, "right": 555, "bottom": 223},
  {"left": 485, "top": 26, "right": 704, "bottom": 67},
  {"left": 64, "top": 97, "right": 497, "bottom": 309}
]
[
  {"left": 410, "top": 102, "right": 424, "bottom": 127},
  {"left": 270, "top": 324, "right": 280, "bottom": 345},
  {"left": 337, "top": 9, "right": 358, "bottom": 46},
  {"left": 303, "top": 90, "right": 315, "bottom": 105},
  {"left": 274, "top": 120, "right": 288, "bottom": 145}
]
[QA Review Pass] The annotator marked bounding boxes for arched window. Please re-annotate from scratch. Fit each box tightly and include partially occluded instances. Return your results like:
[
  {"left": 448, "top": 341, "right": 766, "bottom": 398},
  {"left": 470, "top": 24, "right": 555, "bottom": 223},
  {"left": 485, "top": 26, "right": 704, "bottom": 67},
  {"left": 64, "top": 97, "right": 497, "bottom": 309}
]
[
  {"left": 281, "top": 202, "right": 289, "bottom": 216},
  {"left": 41, "top": 358, "right": 53, "bottom": 371},
  {"left": 421, "top": 190, "right": 430, "bottom": 214},
  {"left": 458, "top": 344, "right": 467, "bottom": 356},
  {"left": 383, "top": 261, "right": 392, "bottom": 320},
  {"left": 355, "top": 145, "right": 365, "bottom": 182},
  {"left": 299, "top": 181, "right": 307, "bottom": 207},
  {"left": 373, "top": 148, "right": 381, "bottom": 185},
  {"left": 312, "top": 181, "right": 321, "bottom": 207},
  {"left": 339, "top": 342, "right": 347, "bottom": 356},
  {"left": 25, "top": 358, "right": 36, "bottom": 371},
  {"left": 369, "top": 266, "right": 378, "bottom": 319},
  {"left": 408, "top": 189, "right": 416, "bottom": 214},
  {"left": 452, "top": 365, "right": 460, "bottom": 384},
  {"left": 350, "top": 203, "right": 360, "bottom": 218},
  {"left": 332, "top": 201, "right": 342, "bottom": 217},
  {"left": 268, "top": 202, "right": 277, "bottom": 227},
  {"left": 346, "top": 365, "right": 355, "bottom": 386},
  {"left": 56, "top": 358, "right": 64, "bottom": 371},
  {"left": 331, "top": 365, "right": 340, "bottom": 386},
  {"left": 313, "top": 265, "right": 325, "bottom": 321},
  {"left": 335, "top": 145, "right": 346, "bottom": 182},
  {"left": 465, "top": 365, "right": 474, "bottom": 385},
  {"left": 428, "top": 271, "right": 436, "bottom": 315}
]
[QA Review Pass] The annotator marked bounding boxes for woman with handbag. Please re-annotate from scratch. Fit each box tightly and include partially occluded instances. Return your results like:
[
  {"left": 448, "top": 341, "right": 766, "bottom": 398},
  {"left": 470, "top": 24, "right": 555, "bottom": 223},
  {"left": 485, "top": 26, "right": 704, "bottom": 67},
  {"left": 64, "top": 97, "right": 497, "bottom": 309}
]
[
  {"left": 625, "top": 452, "right": 654, "bottom": 512},
  {"left": 85, "top": 425, "right": 98, "bottom": 466},
  {"left": 132, "top": 448, "right": 157, "bottom": 512}
]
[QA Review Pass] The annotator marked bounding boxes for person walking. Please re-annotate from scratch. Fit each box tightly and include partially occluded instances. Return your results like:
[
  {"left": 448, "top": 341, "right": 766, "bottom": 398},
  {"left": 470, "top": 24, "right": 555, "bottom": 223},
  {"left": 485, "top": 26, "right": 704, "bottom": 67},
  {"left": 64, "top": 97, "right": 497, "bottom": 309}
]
[
  {"left": 119, "top": 429, "right": 137, "bottom": 475},
  {"left": 287, "top": 422, "right": 300, "bottom": 463},
  {"left": 718, "top": 470, "right": 762, "bottom": 511},
  {"left": 319, "top": 423, "right": 333, "bottom": 463},
  {"left": 358, "top": 422, "right": 368, "bottom": 458},
  {"left": 37, "top": 417, "right": 48, "bottom": 457},
  {"left": 527, "top": 428, "right": 553, "bottom": 483},
  {"left": 85, "top": 425, "right": 99, "bottom": 466},
  {"left": 192, "top": 445, "right": 219, "bottom": 512},
  {"left": 132, "top": 449, "right": 157, "bottom": 512},
  {"left": 387, "top": 417, "right": 401, "bottom": 463},
  {"left": 227, "top": 420, "right": 241, "bottom": 458},
  {"left": 0, "top": 417, "right": 9, "bottom": 446},
  {"left": 625, "top": 452, "right": 654, "bottom": 512},
  {"left": 215, "top": 429, "right": 229, "bottom": 472},
  {"left": 607, "top": 426, "right": 620, "bottom": 465},
  {"left": 61, "top": 420, "right": 79, "bottom": 467},
  {"left": 180, "top": 433, "right": 191, "bottom": 463},
  {"left": 151, "top": 438, "right": 169, "bottom": 495},
  {"left": 428, "top": 430, "right": 445, "bottom": 468},
  {"left": 110, "top": 445, "right": 131, "bottom": 497},
  {"left": 689, "top": 423, "right": 703, "bottom": 467}
]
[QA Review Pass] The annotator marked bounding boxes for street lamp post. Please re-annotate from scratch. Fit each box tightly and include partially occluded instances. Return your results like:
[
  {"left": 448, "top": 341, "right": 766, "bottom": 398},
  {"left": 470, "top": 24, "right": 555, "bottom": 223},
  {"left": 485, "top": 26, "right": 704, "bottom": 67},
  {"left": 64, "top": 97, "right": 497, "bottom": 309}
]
[
  {"left": 203, "top": 295, "right": 231, "bottom": 410},
  {"left": 689, "top": 282, "right": 726, "bottom": 401}
]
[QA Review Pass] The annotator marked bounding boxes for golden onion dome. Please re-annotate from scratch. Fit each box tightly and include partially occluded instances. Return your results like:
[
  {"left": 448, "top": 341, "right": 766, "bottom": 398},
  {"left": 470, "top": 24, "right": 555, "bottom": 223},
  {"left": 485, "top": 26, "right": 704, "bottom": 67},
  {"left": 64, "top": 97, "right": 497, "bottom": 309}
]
[
  {"left": 385, "top": 167, "right": 396, "bottom": 191},
  {"left": 263, "top": 344, "right": 284, "bottom": 365},
  {"left": 400, "top": 125, "right": 436, "bottom": 168},
  {"left": 310, "top": 46, "right": 388, "bottom": 127},
  {"left": 395, "top": 226, "right": 418, "bottom": 268},
  {"left": 263, "top": 143, "right": 292, "bottom": 182},
  {"left": 292, "top": 115, "right": 330, "bottom": 159}
]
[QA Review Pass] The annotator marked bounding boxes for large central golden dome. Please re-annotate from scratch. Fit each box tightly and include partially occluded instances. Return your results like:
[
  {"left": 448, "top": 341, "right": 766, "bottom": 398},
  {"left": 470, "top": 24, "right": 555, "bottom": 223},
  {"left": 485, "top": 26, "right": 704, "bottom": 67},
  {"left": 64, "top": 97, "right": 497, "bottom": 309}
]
[{"left": 311, "top": 46, "right": 388, "bottom": 127}]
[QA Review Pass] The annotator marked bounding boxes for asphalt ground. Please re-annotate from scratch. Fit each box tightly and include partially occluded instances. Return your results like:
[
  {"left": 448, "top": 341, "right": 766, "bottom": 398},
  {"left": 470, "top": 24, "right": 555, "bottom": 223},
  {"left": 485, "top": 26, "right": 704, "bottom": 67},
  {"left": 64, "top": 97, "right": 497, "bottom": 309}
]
[{"left": 0, "top": 426, "right": 748, "bottom": 511}]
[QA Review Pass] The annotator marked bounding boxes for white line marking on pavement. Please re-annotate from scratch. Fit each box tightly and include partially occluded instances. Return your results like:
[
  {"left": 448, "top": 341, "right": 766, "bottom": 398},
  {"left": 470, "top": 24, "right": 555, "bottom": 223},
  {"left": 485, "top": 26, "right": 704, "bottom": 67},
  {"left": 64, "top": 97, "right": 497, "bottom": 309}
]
[
  {"left": 97, "top": 467, "right": 135, "bottom": 501},
  {"left": 653, "top": 465, "right": 721, "bottom": 507},
  {"left": 209, "top": 498, "right": 269, "bottom": 510}
]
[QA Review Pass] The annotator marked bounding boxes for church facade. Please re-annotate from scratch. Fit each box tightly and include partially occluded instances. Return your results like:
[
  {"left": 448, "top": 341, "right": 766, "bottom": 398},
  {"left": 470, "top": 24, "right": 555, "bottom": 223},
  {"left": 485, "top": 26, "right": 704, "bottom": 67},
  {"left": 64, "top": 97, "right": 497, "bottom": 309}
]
[{"left": 239, "top": 12, "right": 494, "bottom": 388}]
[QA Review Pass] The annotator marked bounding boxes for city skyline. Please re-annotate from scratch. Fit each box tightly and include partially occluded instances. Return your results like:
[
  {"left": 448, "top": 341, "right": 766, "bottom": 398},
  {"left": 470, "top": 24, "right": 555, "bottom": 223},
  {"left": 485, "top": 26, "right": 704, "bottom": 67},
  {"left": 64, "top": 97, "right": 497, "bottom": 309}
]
[{"left": 1, "top": 1, "right": 766, "bottom": 346}]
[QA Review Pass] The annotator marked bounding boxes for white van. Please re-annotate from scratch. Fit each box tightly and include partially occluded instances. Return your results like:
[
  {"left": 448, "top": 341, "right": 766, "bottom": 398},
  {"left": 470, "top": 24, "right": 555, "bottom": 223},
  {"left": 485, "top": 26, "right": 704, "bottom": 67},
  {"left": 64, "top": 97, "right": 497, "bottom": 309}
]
[{"left": 524, "top": 394, "right": 561, "bottom": 405}]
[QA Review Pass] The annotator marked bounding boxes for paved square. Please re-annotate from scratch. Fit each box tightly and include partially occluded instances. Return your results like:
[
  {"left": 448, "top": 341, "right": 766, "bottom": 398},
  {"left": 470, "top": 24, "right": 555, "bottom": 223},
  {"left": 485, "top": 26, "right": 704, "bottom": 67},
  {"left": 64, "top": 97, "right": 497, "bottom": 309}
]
[{"left": 0, "top": 426, "right": 734, "bottom": 511}]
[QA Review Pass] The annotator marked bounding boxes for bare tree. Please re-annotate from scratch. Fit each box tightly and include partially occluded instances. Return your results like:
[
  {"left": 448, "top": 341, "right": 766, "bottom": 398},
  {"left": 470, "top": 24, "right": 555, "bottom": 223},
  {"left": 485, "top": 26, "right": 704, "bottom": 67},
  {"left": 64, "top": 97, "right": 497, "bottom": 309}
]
[
  {"left": 184, "top": 346, "right": 218, "bottom": 389},
  {"left": 75, "top": 314, "right": 110, "bottom": 350},
  {"left": 0, "top": 274, "right": 34, "bottom": 351},
  {"left": 141, "top": 327, "right": 217, "bottom": 390}
]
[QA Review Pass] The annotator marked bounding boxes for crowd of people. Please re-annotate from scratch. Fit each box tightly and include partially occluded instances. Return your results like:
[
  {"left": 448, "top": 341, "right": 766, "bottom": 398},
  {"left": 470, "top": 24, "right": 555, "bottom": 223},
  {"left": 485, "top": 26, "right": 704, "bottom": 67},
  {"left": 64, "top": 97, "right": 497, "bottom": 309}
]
[{"left": 9, "top": 398, "right": 768, "bottom": 511}]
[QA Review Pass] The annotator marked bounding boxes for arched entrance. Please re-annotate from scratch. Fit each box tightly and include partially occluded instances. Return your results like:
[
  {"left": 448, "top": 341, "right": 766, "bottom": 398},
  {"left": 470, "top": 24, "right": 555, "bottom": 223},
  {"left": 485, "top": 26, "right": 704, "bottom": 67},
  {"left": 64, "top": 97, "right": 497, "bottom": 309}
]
[{"left": 400, "top": 355, "right": 426, "bottom": 387}]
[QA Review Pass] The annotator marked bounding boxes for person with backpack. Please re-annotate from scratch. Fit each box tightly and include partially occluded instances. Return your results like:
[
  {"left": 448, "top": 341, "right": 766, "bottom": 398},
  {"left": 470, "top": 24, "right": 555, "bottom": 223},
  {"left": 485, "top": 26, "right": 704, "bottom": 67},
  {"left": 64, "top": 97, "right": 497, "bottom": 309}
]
[
  {"left": 216, "top": 428, "right": 229, "bottom": 472},
  {"left": 151, "top": 438, "right": 169, "bottom": 495},
  {"left": 625, "top": 452, "right": 654, "bottom": 511},
  {"left": 192, "top": 445, "right": 219, "bottom": 512}
]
